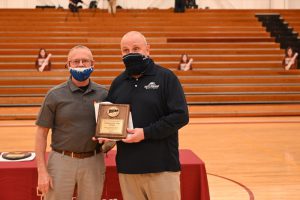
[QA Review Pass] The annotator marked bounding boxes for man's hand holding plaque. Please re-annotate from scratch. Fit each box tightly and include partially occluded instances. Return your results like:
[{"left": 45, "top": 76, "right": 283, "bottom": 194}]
[{"left": 95, "top": 103, "right": 131, "bottom": 140}]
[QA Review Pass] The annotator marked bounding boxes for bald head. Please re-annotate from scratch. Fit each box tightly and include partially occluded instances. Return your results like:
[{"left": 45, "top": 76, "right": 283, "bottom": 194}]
[
  {"left": 120, "top": 31, "right": 150, "bottom": 56},
  {"left": 121, "top": 31, "right": 147, "bottom": 46}
]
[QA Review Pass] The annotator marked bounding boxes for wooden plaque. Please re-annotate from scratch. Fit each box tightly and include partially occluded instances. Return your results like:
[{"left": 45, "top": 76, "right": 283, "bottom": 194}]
[
  {"left": 95, "top": 104, "right": 130, "bottom": 139},
  {"left": 2, "top": 151, "right": 32, "bottom": 160}
]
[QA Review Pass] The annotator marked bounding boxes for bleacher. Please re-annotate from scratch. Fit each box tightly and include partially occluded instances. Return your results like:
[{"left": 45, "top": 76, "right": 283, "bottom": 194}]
[
  {"left": 280, "top": 10, "right": 300, "bottom": 37},
  {"left": 1, "top": 8, "right": 300, "bottom": 119}
]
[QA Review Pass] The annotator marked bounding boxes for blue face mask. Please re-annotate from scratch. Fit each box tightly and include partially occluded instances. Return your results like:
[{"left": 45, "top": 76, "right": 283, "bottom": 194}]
[{"left": 69, "top": 67, "right": 94, "bottom": 82}]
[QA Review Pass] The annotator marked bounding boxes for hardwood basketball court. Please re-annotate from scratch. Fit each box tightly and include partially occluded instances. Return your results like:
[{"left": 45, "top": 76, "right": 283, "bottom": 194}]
[{"left": 1, "top": 116, "right": 299, "bottom": 200}]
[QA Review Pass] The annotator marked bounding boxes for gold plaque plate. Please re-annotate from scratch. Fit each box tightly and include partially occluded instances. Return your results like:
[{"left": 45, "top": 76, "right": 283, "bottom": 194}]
[{"left": 95, "top": 104, "right": 130, "bottom": 139}]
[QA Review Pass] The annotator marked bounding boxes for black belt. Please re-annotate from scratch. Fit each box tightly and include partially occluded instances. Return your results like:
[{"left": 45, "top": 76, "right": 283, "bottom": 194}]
[{"left": 52, "top": 148, "right": 100, "bottom": 159}]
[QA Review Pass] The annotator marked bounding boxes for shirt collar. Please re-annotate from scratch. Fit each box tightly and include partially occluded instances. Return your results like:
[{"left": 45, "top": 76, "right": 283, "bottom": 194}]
[
  {"left": 68, "top": 77, "right": 97, "bottom": 93},
  {"left": 121, "top": 59, "right": 157, "bottom": 80}
]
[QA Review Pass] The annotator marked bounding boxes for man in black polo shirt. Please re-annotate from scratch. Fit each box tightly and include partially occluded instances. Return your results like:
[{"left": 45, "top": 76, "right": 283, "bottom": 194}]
[
  {"left": 104, "top": 31, "right": 189, "bottom": 199},
  {"left": 35, "top": 45, "right": 107, "bottom": 200}
]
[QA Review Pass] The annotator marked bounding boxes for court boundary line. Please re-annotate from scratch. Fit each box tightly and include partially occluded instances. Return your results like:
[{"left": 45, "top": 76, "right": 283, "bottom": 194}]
[{"left": 208, "top": 173, "right": 255, "bottom": 200}]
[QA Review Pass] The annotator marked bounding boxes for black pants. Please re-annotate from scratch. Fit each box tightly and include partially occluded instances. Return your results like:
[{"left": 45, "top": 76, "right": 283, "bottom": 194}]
[{"left": 174, "top": 0, "right": 185, "bottom": 13}]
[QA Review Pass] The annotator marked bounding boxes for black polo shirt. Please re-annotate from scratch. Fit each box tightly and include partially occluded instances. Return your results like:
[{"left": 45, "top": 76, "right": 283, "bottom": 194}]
[{"left": 107, "top": 60, "right": 189, "bottom": 174}]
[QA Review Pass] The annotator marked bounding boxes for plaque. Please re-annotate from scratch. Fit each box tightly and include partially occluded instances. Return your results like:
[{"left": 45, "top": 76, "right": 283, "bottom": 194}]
[
  {"left": 2, "top": 151, "right": 32, "bottom": 160},
  {"left": 95, "top": 104, "right": 130, "bottom": 139}
]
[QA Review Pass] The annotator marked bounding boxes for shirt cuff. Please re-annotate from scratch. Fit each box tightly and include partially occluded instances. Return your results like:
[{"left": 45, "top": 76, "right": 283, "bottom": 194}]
[
  {"left": 35, "top": 119, "right": 52, "bottom": 128},
  {"left": 143, "top": 127, "right": 152, "bottom": 140}
]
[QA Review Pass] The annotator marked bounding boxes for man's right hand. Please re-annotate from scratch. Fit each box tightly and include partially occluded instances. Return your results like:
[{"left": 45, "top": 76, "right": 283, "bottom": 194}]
[
  {"left": 92, "top": 136, "right": 112, "bottom": 144},
  {"left": 92, "top": 137, "right": 116, "bottom": 153},
  {"left": 37, "top": 171, "right": 53, "bottom": 195}
]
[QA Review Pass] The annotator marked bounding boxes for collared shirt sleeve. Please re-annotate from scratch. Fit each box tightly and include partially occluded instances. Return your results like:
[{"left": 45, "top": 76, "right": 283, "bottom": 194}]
[
  {"left": 36, "top": 91, "right": 56, "bottom": 128},
  {"left": 143, "top": 72, "right": 189, "bottom": 140}
]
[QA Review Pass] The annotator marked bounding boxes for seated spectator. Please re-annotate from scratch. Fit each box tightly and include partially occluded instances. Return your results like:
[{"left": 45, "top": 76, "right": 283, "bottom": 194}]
[
  {"left": 178, "top": 53, "right": 193, "bottom": 71},
  {"left": 68, "top": 0, "right": 85, "bottom": 12},
  {"left": 282, "top": 47, "right": 298, "bottom": 70},
  {"left": 186, "top": 0, "right": 198, "bottom": 9},
  {"left": 35, "top": 48, "right": 52, "bottom": 72},
  {"left": 89, "top": 0, "right": 98, "bottom": 9}
]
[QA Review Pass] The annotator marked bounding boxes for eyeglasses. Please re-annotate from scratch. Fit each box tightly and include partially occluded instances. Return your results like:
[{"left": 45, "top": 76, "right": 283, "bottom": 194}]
[{"left": 68, "top": 59, "right": 94, "bottom": 67}]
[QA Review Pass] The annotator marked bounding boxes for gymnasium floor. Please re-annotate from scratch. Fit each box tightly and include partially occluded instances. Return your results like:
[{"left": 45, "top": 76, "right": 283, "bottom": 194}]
[{"left": 0, "top": 116, "right": 300, "bottom": 199}]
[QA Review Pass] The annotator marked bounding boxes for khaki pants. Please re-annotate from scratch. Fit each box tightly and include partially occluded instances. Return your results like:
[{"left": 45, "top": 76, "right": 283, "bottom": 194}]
[
  {"left": 119, "top": 172, "right": 181, "bottom": 200},
  {"left": 45, "top": 151, "right": 105, "bottom": 200},
  {"left": 108, "top": 0, "right": 117, "bottom": 14}
]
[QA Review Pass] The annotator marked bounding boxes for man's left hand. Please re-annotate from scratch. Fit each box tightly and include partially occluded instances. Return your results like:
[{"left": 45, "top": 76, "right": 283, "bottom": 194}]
[{"left": 122, "top": 128, "right": 145, "bottom": 143}]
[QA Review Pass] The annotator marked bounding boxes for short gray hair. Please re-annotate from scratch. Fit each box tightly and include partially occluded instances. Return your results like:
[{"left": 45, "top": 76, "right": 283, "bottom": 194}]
[{"left": 68, "top": 45, "right": 93, "bottom": 60}]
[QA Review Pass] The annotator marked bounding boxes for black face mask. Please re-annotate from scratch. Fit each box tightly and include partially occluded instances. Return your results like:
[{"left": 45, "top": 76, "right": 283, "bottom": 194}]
[{"left": 122, "top": 53, "right": 150, "bottom": 76}]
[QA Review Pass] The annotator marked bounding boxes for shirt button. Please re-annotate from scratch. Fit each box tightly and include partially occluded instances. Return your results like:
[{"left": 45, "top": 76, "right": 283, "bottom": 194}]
[
  {"left": 136, "top": 79, "right": 138, "bottom": 81},
  {"left": 135, "top": 85, "right": 137, "bottom": 87}
]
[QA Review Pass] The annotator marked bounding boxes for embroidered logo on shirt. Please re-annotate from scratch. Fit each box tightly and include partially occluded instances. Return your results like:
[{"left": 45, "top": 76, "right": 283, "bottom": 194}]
[{"left": 144, "top": 82, "right": 159, "bottom": 90}]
